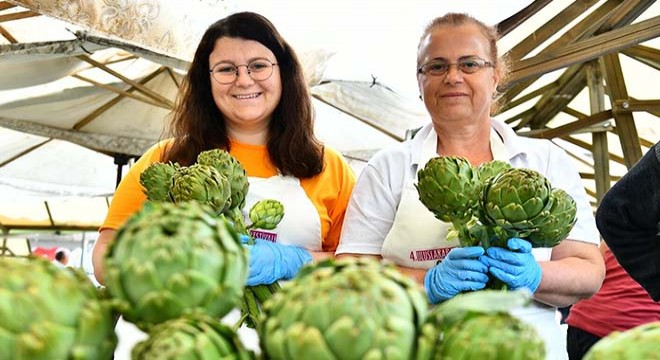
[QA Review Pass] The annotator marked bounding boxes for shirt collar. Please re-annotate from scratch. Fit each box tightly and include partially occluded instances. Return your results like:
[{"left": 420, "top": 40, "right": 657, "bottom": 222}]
[{"left": 409, "top": 119, "right": 528, "bottom": 167}]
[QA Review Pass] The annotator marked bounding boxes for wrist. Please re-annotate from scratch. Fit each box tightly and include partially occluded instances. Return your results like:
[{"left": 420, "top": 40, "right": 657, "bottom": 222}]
[
  {"left": 424, "top": 267, "right": 448, "bottom": 304},
  {"left": 281, "top": 246, "right": 312, "bottom": 279}
]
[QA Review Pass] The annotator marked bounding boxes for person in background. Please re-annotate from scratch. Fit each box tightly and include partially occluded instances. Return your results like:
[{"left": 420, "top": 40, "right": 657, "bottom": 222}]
[
  {"left": 53, "top": 247, "right": 69, "bottom": 268},
  {"left": 595, "top": 141, "right": 660, "bottom": 302},
  {"left": 566, "top": 241, "right": 660, "bottom": 359},
  {"left": 92, "top": 12, "right": 355, "bottom": 286},
  {"left": 335, "top": 13, "right": 604, "bottom": 360}
]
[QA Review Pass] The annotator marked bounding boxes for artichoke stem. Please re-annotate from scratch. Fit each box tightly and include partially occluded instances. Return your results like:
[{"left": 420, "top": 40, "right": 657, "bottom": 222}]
[
  {"left": 227, "top": 207, "right": 252, "bottom": 243},
  {"left": 451, "top": 218, "right": 478, "bottom": 247}
]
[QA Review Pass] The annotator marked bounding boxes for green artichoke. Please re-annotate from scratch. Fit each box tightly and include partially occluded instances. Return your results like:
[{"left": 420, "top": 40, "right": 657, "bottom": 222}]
[
  {"left": 481, "top": 167, "right": 553, "bottom": 246},
  {"left": 416, "top": 290, "right": 544, "bottom": 360},
  {"left": 197, "top": 149, "right": 250, "bottom": 211},
  {"left": 416, "top": 156, "right": 481, "bottom": 223},
  {"left": 132, "top": 315, "right": 254, "bottom": 360},
  {"left": 259, "top": 257, "right": 428, "bottom": 360},
  {"left": 140, "top": 161, "right": 179, "bottom": 201},
  {"left": 104, "top": 201, "right": 248, "bottom": 331},
  {"left": 248, "top": 199, "right": 284, "bottom": 230},
  {"left": 0, "top": 257, "right": 117, "bottom": 360},
  {"left": 583, "top": 321, "right": 660, "bottom": 359},
  {"left": 476, "top": 160, "right": 512, "bottom": 183},
  {"left": 526, "top": 188, "right": 577, "bottom": 247},
  {"left": 170, "top": 164, "right": 232, "bottom": 214}
]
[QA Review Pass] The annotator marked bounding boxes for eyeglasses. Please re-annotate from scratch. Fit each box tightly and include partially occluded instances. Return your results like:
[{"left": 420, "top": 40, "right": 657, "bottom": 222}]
[
  {"left": 417, "top": 58, "right": 494, "bottom": 76},
  {"left": 210, "top": 59, "right": 278, "bottom": 84}
]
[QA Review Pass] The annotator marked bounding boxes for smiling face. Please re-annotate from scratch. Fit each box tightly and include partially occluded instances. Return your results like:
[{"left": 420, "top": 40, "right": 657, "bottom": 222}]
[
  {"left": 209, "top": 37, "right": 282, "bottom": 132},
  {"left": 417, "top": 23, "right": 499, "bottom": 126}
]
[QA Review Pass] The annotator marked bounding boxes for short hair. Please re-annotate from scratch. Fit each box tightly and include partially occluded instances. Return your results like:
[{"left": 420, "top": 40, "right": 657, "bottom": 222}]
[
  {"left": 417, "top": 13, "right": 509, "bottom": 112},
  {"left": 55, "top": 248, "right": 68, "bottom": 262}
]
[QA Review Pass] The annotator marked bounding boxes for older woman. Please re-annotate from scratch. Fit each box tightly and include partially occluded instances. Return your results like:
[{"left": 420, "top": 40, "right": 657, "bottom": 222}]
[
  {"left": 93, "top": 12, "right": 355, "bottom": 286},
  {"left": 336, "top": 13, "right": 604, "bottom": 359}
]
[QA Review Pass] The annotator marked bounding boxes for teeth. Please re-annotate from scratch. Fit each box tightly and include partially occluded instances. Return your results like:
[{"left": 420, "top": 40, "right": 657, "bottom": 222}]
[{"left": 234, "top": 93, "right": 259, "bottom": 99}]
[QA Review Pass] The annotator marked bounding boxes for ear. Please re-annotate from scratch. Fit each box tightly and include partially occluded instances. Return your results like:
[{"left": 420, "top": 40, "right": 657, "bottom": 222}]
[{"left": 492, "top": 64, "right": 502, "bottom": 90}]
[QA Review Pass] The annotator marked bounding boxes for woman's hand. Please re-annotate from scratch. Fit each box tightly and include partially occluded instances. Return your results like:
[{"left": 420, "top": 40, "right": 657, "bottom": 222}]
[
  {"left": 244, "top": 239, "right": 312, "bottom": 286},
  {"left": 424, "top": 246, "right": 489, "bottom": 304},
  {"left": 480, "top": 238, "right": 542, "bottom": 293}
]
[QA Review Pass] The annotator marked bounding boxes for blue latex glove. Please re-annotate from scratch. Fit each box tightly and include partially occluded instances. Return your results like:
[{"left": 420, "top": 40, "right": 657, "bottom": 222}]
[
  {"left": 245, "top": 239, "right": 312, "bottom": 286},
  {"left": 480, "top": 237, "right": 542, "bottom": 293},
  {"left": 424, "top": 246, "right": 489, "bottom": 304}
]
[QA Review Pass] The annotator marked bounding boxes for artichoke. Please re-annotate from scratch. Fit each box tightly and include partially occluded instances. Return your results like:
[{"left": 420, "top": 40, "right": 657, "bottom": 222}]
[
  {"left": 416, "top": 156, "right": 481, "bottom": 223},
  {"left": 132, "top": 315, "right": 254, "bottom": 360},
  {"left": 248, "top": 199, "right": 285, "bottom": 230},
  {"left": 197, "top": 149, "right": 250, "bottom": 211},
  {"left": 526, "top": 188, "right": 577, "bottom": 247},
  {"left": 416, "top": 290, "right": 544, "bottom": 360},
  {"left": 476, "top": 160, "right": 512, "bottom": 183},
  {"left": 104, "top": 201, "right": 248, "bottom": 331},
  {"left": 583, "top": 321, "right": 660, "bottom": 359},
  {"left": 140, "top": 161, "right": 179, "bottom": 201},
  {"left": 0, "top": 257, "right": 117, "bottom": 360},
  {"left": 259, "top": 257, "right": 428, "bottom": 360},
  {"left": 481, "top": 167, "right": 553, "bottom": 246},
  {"left": 170, "top": 164, "right": 232, "bottom": 214}
]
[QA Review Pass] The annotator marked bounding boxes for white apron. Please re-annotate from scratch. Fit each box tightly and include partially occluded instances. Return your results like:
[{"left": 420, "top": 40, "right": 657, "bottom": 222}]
[
  {"left": 381, "top": 127, "right": 566, "bottom": 360},
  {"left": 242, "top": 174, "right": 322, "bottom": 250}
]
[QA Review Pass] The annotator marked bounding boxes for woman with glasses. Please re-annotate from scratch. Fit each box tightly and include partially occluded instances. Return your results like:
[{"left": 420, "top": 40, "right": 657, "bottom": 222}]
[
  {"left": 93, "top": 12, "right": 355, "bottom": 287},
  {"left": 336, "top": 13, "right": 603, "bottom": 359}
]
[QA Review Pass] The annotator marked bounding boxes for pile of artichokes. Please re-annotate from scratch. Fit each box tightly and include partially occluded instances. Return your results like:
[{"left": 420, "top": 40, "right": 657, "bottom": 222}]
[
  {"left": 0, "top": 256, "right": 117, "bottom": 359},
  {"left": 258, "top": 258, "right": 545, "bottom": 359},
  {"left": 139, "top": 149, "right": 286, "bottom": 328},
  {"left": 416, "top": 157, "right": 577, "bottom": 249},
  {"left": 103, "top": 201, "right": 254, "bottom": 359}
]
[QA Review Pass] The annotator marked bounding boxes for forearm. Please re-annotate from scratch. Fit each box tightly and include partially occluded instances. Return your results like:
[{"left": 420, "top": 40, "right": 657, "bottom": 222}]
[
  {"left": 394, "top": 265, "right": 428, "bottom": 285},
  {"left": 534, "top": 245, "right": 604, "bottom": 307},
  {"left": 92, "top": 229, "right": 116, "bottom": 286},
  {"left": 309, "top": 251, "right": 336, "bottom": 262}
]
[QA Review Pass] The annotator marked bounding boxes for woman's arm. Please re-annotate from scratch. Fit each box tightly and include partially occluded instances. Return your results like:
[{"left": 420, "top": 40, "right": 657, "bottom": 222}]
[
  {"left": 534, "top": 239, "right": 605, "bottom": 307},
  {"left": 92, "top": 228, "right": 116, "bottom": 285},
  {"left": 336, "top": 253, "right": 428, "bottom": 284}
]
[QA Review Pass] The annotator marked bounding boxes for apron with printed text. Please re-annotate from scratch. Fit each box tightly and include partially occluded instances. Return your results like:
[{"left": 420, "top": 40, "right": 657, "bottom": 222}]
[
  {"left": 381, "top": 126, "right": 566, "bottom": 360},
  {"left": 243, "top": 175, "right": 322, "bottom": 250}
]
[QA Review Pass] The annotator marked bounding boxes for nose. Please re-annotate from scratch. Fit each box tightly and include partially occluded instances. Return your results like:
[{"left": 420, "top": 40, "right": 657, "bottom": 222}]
[
  {"left": 234, "top": 65, "right": 254, "bottom": 86},
  {"left": 443, "top": 64, "right": 463, "bottom": 84}
]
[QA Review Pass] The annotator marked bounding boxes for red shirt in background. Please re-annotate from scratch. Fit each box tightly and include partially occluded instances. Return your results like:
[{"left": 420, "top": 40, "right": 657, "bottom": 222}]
[{"left": 567, "top": 248, "right": 660, "bottom": 337}]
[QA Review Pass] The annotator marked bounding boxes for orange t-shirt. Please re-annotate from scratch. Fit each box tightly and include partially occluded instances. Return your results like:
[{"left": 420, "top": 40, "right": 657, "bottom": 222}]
[{"left": 101, "top": 140, "right": 356, "bottom": 251}]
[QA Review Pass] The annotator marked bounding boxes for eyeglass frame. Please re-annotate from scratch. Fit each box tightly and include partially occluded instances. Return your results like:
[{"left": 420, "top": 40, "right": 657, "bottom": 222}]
[
  {"left": 417, "top": 57, "right": 494, "bottom": 76},
  {"left": 209, "top": 58, "right": 279, "bottom": 84}
]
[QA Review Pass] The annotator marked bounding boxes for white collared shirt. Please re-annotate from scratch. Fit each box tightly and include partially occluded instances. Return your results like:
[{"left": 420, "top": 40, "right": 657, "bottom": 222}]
[{"left": 336, "top": 119, "right": 599, "bottom": 256}]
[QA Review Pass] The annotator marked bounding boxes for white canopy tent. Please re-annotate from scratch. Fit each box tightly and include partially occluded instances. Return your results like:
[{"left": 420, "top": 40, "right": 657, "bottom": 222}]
[{"left": 0, "top": 0, "right": 658, "bottom": 233}]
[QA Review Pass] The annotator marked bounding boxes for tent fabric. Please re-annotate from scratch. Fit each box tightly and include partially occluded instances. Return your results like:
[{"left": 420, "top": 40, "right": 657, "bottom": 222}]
[
  {"left": 6, "top": 0, "right": 232, "bottom": 61},
  {"left": 0, "top": 196, "right": 109, "bottom": 230},
  {"left": 311, "top": 80, "right": 430, "bottom": 141},
  {"left": 1, "top": 1, "right": 658, "bottom": 232}
]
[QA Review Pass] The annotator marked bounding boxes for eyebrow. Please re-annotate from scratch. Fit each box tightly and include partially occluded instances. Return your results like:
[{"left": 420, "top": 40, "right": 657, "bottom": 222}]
[
  {"left": 426, "top": 55, "right": 484, "bottom": 62},
  {"left": 210, "top": 56, "right": 275, "bottom": 68}
]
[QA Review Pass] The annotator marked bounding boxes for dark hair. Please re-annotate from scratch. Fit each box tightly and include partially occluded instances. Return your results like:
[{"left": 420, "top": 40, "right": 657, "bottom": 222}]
[
  {"left": 164, "top": 12, "right": 324, "bottom": 178},
  {"left": 55, "top": 249, "right": 67, "bottom": 262}
]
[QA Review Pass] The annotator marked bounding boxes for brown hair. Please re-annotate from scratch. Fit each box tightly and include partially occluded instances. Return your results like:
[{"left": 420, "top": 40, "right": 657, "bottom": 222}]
[
  {"left": 418, "top": 13, "right": 510, "bottom": 111},
  {"left": 164, "top": 12, "right": 324, "bottom": 178}
]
